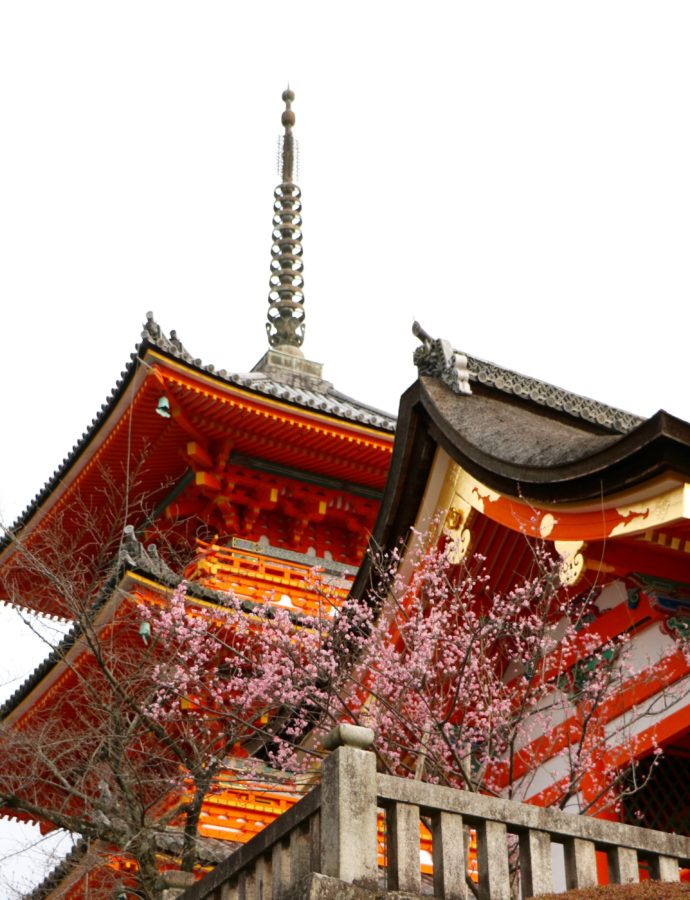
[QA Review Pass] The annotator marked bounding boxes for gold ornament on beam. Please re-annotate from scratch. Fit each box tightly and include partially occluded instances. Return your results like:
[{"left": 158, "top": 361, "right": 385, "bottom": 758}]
[
  {"left": 443, "top": 494, "right": 473, "bottom": 564},
  {"left": 555, "top": 539, "right": 585, "bottom": 586}
]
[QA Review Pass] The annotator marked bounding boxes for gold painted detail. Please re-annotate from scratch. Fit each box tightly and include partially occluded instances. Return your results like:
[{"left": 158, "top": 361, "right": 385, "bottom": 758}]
[
  {"left": 443, "top": 495, "right": 473, "bottom": 564},
  {"left": 610, "top": 484, "right": 690, "bottom": 538},
  {"left": 539, "top": 513, "right": 557, "bottom": 539},
  {"left": 554, "top": 540, "right": 585, "bottom": 586},
  {"left": 451, "top": 468, "right": 500, "bottom": 515}
]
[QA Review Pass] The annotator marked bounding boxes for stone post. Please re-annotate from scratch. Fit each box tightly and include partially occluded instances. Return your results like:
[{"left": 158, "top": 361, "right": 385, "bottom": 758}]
[
  {"left": 320, "top": 724, "right": 378, "bottom": 890},
  {"left": 160, "top": 870, "right": 196, "bottom": 900}
]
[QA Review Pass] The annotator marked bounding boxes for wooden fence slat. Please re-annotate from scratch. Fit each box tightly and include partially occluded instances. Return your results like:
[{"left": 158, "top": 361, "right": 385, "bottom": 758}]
[
  {"left": 609, "top": 846, "right": 639, "bottom": 884},
  {"left": 238, "top": 868, "right": 256, "bottom": 900},
  {"left": 254, "top": 856, "right": 272, "bottom": 900},
  {"left": 271, "top": 841, "right": 291, "bottom": 897},
  {"left": 290, "top": 822, "right": 312, "bottom": 885},
  {"left": 651, "top": 854, "right": 680, "bottom": 882},
  {"left": 219, "top": 882, "right": 238, "bottom": 900},
  {"left": 309, "top": 812, "right": 321, "bottom": 875}
]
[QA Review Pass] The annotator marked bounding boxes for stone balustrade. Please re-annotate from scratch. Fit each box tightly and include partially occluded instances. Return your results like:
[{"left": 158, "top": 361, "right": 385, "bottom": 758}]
[{"left": 179, "top": 725, "right": 690, "bottom": 900}]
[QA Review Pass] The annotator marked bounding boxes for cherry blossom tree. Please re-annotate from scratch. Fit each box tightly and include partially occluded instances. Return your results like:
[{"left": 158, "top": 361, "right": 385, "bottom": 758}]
[
  {"left": 0, "top": 474, "right": 337, "bottom": 899},
  {"left": 140, "top": 531, "right": 677, "bottom": 826},
  {"left": 332, "top": 537, "right": 645, "bottom": 813},
  {"left": 1, "top": 513, "right": 680, "bottom": 898},
  {"left": 253, "top": 533, "right": 674, "bottom": 820},
  {"left": 0, "top": 569, "right": 335, "bottom": 898}
]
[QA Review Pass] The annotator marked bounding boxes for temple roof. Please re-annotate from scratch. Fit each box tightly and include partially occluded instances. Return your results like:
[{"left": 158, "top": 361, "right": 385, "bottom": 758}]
[
  {"left": 412, "top": 321, "right": 644, "bottom": 435},
  {"left": 417, "top": 374, "right": 690, "bottom": 497},
  {"left": 408, "top": 324, "right": 690, "bottom": 497},
  {"left": 459, "top": 347, "right": 643, "bottom": 434},
  {"left": 141, "top": 314, "right": 396, "bottom": 430},
  {"left": 423, "top": 377, "right": 622, "bottom": 468},
  {"left": 0, "top": 314, "right": 395, "bottom": 551},
  {"left": 353, "top": 328, "right": 690, "bottom": 591}
]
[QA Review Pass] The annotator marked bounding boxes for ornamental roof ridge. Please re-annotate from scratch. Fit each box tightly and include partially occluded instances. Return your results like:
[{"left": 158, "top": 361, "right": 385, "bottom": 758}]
[
  {"left": 464, "top": 352, "right": 644, "bottom": 433},
  {"left": 143, "top": 311, "right": 396, "bottom": 430},
  {"left": 412, "top": 321, "right": 644, "bottom": 435}
]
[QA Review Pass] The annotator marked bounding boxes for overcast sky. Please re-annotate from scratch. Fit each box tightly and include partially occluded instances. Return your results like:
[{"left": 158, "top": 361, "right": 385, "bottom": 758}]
[{"left": 1, "top": 0, "right": 690, "bottom": 891}]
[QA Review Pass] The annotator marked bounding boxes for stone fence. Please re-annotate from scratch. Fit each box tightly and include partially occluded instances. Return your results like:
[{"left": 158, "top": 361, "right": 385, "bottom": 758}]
[{"left": 179, "top": 725, "right": 690, "bottom": 900}]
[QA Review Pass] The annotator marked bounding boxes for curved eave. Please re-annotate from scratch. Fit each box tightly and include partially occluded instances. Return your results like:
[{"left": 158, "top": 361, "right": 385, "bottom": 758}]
[
  {"left": 0, "top": 560, "right": 314, "bottom": 724},
  {"left": 0, "top": 346, "right": 143, "bottom": 553},
  {"left": 353, "top": 378, "right": 690, "bottom": 599},
  {"left": 1, "top": 338, "right": 394, "bottom": 559},
  {"left": 1, "top": 565, "right": 182, "bottom": 723},
  {"left": 418, "top": 377, "right": 690, "bottom": 503},
  {"left": 0, "top": 568, "right": 128, "bottom": 724},
  {"left": 22, "top": 838, "right": 89, "bottom": 900}
]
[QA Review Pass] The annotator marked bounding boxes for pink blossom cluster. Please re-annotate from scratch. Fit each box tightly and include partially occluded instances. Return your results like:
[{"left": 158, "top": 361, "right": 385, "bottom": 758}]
[{"left": 139, "top": 535, "right": 647, "bottom": 813}]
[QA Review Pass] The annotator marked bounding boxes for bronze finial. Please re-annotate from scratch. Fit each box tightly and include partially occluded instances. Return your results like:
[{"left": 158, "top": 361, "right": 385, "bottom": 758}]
[
  {"left": 266, "top": 88, "right": 305, "bottom": 352},
  {"left": 280, "top": 87, "right": 296, "bottom": 184}
]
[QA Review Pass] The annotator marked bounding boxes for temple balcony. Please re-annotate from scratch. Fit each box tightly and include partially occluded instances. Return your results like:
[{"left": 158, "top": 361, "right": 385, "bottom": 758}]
[
  {"left": 172, "top": 726, "right": 690, "bottom": 900},
  {"left": 184, "top": 538, "right": 356, "bottom": 617}
]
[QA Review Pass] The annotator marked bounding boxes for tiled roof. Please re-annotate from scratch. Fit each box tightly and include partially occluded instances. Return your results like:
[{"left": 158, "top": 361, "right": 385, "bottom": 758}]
[
  {"left": 24, "top": 838, "right": 88, "bottom": 900},
  {"left": 412, "top": 322, "right": 643, "bottom": 434},
  {"left": 229, "top": 372, "right": 396, "bottom": 431},
  {"left": 0, "top": 571, "right": 119, "bottom": 719},
  {"left": 142, "top": 313, "right": 396, "bottom": 431},
  {"left": 1, "top": 314, "right": 395, "bottom": 548},
  {"left": 464, "top": 352, "right": 644, "bottom": 434}
]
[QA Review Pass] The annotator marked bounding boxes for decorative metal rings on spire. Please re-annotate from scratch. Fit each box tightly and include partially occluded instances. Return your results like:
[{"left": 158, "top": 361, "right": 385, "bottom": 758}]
[{"left": 266, "top": 89, "right": 305, "bottom": 351}]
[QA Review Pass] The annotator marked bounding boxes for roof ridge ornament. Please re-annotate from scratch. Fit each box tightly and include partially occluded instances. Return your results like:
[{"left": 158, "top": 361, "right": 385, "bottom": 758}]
[
  {"left": 412, "top": 320, "right": 644, "bottom": 433},
  {"left": 412, "top": 321, "right": 472, "bottom": 395},
  {"left": 142, "top": 312, "right": 198, "bottom": 364},
  {"left": 266, "top": 88, "right": 305, "bottom": 354}
]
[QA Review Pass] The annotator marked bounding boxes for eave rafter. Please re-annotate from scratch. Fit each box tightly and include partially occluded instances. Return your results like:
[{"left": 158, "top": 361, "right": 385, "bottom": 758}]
[
  {"left": 0, "top": 350, "right": 392, "bottom": 617},
  {"left": 152, "top": 356, "right": 392, "bottom": 477}
]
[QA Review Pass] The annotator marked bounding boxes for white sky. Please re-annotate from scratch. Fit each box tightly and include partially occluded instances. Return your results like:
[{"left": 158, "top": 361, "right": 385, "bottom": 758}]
[{"left": 1, "top": 0, "right": 690, "bottom": 891}]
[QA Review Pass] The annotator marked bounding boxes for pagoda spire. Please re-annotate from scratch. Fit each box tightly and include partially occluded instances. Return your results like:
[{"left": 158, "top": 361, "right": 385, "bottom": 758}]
[{"left": 266, "top": 88, "right": 305, "bottom": 354}]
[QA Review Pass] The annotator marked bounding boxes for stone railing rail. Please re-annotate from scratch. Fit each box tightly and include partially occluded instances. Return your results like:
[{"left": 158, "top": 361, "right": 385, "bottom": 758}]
[{"left": 179, "top": 725, "right": 690, "bottom": 900}]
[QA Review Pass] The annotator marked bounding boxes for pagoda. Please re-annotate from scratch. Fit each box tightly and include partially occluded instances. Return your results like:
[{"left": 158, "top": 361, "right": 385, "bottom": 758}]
[{"left": 0, "top": 90, "right": 395, "bottom": 898}]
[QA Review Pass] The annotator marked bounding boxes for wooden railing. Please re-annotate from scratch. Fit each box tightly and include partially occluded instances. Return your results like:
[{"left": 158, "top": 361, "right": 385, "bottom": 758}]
[
  {"left": 185, "top": 541, "right": 352, "bottom": 617},
  {"left": 179, "top": 725, "right": 690, "bottom": 900}
]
